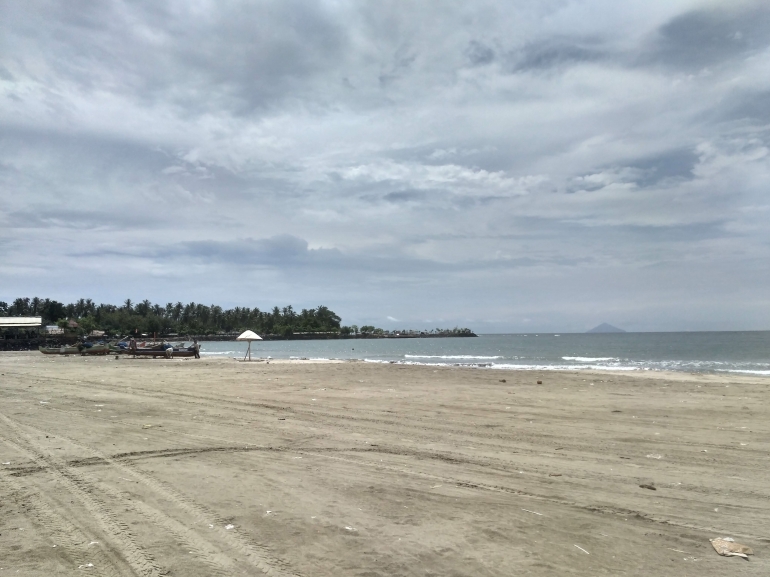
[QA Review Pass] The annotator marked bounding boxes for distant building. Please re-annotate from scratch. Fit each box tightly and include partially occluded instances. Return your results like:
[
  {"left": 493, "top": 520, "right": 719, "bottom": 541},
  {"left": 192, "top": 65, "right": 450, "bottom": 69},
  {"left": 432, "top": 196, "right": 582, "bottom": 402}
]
[
  {"left": 0, "top": 317, "right": 42, "bottom": 328},
  {"left": 46, "top": 325, "right": 64, "bottom": 335},
  {"left": 0, "top": 317, "right": 43, "bottom": 340}
]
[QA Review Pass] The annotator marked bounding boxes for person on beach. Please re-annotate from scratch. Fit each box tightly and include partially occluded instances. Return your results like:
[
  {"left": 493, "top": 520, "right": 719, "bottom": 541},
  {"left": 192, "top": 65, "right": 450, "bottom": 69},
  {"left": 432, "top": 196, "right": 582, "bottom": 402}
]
[
  {"left": 128, "top": 336, "right": 137, "bottom": 357},
  {"left": 193, "top": 338, "right": 200, "bottom": 359}
]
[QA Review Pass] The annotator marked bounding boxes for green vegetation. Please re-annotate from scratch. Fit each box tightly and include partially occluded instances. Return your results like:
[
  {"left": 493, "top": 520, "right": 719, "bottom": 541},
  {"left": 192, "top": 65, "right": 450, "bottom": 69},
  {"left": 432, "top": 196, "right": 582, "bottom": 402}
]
[
  {"left": 0, "top": 297, "right": 475, "bottom": 338},
  {"left": 0, "top": 297, "right": 341, "bottom": 336}
]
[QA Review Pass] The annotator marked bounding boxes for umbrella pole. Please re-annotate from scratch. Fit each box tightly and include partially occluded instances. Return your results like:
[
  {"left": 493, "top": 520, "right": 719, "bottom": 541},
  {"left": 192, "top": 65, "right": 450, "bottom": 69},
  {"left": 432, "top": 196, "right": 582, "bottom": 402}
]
[
  {"left": 244, "top": 342, "right": 249, "bottom": 362},
  {"left": 249, "top": 341, "right": 251, "bottom": 361}
]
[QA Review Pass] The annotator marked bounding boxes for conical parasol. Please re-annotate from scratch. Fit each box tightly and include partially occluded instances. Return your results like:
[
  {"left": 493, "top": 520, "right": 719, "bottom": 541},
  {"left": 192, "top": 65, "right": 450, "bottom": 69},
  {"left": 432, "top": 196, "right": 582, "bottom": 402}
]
[{"left": 236, "top": 330, "right": 262, "bottom": 361}]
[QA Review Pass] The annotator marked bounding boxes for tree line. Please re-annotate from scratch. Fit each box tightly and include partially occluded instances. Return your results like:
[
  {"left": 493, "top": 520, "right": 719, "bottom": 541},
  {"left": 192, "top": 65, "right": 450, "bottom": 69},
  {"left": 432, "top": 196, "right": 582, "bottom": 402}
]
[
  {"left": 1, "top": 297, "right": 475, "bottom": 338},
  {"left": 0, "top": 297, "right": 342, "bottom": 337}
]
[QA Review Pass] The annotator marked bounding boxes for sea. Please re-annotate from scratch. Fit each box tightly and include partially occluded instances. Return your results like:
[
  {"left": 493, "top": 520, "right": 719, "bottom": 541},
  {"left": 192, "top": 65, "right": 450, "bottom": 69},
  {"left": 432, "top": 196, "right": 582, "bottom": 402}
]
[{"left": 196, "top": 331, "right": 770, "bottom": 376}]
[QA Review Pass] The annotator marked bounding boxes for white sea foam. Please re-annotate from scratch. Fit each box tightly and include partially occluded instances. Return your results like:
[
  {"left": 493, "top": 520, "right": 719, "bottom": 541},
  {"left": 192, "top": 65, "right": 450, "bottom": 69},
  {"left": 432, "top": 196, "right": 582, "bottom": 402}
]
[
  {"left": 721, "top": 369, "right": 770, "bottom": 376},
  {"left": 404, "top": 354, "right": 502, "bottom": 360},
  {"left": 365, "top": 359, "right": 640, "bottom": 371},
  {"left": 562, "top": 356, "right": 618, "bottom": 362},
  {"left": 489, "top": 363, "right": 639, "bottom": 372}
]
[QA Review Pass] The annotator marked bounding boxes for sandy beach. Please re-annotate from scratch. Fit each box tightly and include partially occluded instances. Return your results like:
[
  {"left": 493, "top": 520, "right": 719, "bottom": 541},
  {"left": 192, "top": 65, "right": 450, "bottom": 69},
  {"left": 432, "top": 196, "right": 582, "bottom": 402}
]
[{"left": 0, "top": 352, "right": 768, "bottom": 576}]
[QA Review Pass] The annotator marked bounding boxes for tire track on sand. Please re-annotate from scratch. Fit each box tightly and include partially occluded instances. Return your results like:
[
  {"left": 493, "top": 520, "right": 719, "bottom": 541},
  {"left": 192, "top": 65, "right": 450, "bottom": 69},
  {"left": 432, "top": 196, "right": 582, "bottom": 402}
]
[
  {"left": 0, "top": 412, "right": 163, "bottom": 577},
  {"left": 0, "top": 469, "right": 126, "bottom": 576},
  {"left": 7, "top": 415, "right": 301, "bottom": 577}
]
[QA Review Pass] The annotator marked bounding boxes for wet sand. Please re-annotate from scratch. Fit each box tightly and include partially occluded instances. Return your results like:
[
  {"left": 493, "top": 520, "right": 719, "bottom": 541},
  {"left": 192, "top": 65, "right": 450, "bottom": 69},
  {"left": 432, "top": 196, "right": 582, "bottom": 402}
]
[{"left": 0, "top": 352, "right": 768, "bottom": 576}]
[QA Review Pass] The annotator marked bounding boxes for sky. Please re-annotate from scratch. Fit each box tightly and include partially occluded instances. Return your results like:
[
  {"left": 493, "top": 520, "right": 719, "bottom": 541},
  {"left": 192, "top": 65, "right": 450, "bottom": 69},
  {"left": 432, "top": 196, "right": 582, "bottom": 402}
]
[{"left": 1, "top": 0, "right": 769, "bottom": 332}]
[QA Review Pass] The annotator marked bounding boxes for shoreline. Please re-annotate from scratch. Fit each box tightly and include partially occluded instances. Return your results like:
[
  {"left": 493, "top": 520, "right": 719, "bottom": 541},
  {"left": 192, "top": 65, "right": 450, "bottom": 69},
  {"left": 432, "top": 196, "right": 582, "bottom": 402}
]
[{"left": 6, "top": 349, "right": 769, "bottom": 381}]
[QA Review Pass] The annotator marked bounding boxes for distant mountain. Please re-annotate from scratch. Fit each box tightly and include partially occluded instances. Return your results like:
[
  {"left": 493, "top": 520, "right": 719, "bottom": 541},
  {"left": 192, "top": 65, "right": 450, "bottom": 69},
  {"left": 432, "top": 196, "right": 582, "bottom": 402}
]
[{"left": 587, "top": 323, "right": 626, "bottom": 333}]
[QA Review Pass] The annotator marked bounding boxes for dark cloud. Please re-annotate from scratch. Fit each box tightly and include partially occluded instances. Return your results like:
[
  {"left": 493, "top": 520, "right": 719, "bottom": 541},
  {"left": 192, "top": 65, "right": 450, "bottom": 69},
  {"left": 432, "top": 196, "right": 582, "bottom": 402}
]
[
  {"left": 175, "top": 235, "right": 318, "bottom": 266},
  {"left": 716, "top": 89, "right": 770, "bottom": 125},
  {"left": 6, "top": 0, "right": 349, "bottom": 114},
  {"left": 615, "top": 148, "right": 699, "bottom": 187},
  {"left": 507, "top": 37, "right": 606, "bottom": 72},
  {"left": 465, "top": 40, "right": 495, "bottom": 66},
  {"left": 642, "top": 3, "right": 770, "bottom": 71},
  {"left": 382, "top": 190, "right": 426, "bottom": 203}
]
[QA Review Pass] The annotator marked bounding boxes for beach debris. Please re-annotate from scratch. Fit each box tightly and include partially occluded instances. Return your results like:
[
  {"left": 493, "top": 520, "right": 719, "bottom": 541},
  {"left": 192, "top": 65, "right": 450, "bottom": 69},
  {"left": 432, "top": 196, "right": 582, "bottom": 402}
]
[
  {"left": 646, "top": 454, "right": 663, "bottom": 459},
  {"left": 522, "top": 509, "right": 543, "bottom": 516},
  {"left": 639, "top": 484, "right": 657, "bottom": 491},
  {"left": 537, "top": 380, "right": 542, "bottom": 384},
  {"left": 78, "top": 563, "right": 94, "bottom": 569},
  {"left": 574, "top": 545, "right": 589, "bottom": 554},
  {"left": 499, "top": 379, "right": 506, "bottom": 383},
  {"left": 344, "top": 526, "right": 357, "bottom": 531},
  {"left": 549, "top": 473, "right": 562, "bottom": 477},
  {"left": 142, "top": 424, "right": 152, "bottom": 429},
  {"left": 710, "top": 537, "right": 753, "bottom": 560},
  {"left": 1, "top": 462, "right": 10, "bottom": 465},
  {"left": 88, "top": 541, "right": 99, "bottom": 546},
  {"left": 225, "top": 524, "right": 235, "bottom": 530}
]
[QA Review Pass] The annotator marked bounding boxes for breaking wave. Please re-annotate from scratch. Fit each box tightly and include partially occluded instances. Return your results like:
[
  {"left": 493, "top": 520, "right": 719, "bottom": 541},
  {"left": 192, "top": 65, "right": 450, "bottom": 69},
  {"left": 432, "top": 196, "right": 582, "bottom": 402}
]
[{"left": 404, "top": 354, "right": 502, "bottom": 360}]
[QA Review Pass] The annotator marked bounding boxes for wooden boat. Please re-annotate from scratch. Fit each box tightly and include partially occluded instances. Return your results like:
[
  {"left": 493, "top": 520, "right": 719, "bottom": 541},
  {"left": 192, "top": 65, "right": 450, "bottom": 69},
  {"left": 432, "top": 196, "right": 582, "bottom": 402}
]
[
  {"left": 119, "top": 342, "right": 198, "bottom": 358},
  {"left": 129, "top": 347, "right": 197, "bottom": 358},
  {"left": 39, "top": 345, "right": 80, "bottom": 355},
  {"left": 81, "top": 344, "right": 109, "bottom": 355},
  {"left": 39, "top": 343, "right": 109, "bottom": 355}
]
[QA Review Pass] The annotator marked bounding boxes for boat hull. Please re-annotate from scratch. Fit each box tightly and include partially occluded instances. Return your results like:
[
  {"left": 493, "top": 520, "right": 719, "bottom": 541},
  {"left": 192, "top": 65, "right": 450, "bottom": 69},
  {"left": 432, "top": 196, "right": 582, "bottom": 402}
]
[
  {"left": 39, "top": 346, "right": 80, "bottom": 355},
  {"left": 39, "top": 344, "right": 109, "bottom": 355},
  {"left": 127, "top": 348, "right": 197, "bottom": 358}
]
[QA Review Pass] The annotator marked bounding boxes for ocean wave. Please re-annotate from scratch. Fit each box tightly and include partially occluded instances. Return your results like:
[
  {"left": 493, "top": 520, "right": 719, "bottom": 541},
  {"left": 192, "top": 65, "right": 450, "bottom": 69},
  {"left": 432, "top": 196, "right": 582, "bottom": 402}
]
[
  {"left": 489, "top": 363, "right": 639, "bottom": 372},
  {"left": 562, "top": 356, "right": 618, "bottom": 362},
  {"left": 200, "top": 351, "right": 238, "bottom": 356},
  {"left": 720, "top": 369, "right": 770, "bottom": 376},
  {"left": 404, "top": 354, "right": 502, "bottom": 360},
  {"left": 365, "top": 359, "right": 640, "bottom": 371}
]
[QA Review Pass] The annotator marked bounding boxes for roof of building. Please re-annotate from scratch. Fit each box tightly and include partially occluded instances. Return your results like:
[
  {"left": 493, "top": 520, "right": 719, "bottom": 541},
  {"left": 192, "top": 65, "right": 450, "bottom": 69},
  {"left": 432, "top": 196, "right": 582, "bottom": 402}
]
[{"left": 0, "top": 317, "right": 43, "bottom": 328}]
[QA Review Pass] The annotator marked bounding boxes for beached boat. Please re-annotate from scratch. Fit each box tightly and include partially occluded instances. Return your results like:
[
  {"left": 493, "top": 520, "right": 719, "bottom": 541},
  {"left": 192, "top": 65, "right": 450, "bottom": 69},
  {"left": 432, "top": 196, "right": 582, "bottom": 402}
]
[
  {"left": 39, "top": 343, "right": 110, "bottom": 355},
  {"left": 116, "top": 342, "right": 197, "bottom": 358},
  {"left": 39, "top": 345, "right": 81, "bottom": 355},
  {"left": 129, "top": 347, "right": 197, "bottom": 358},
  {"left": 81, "top": 344, "right": 109, "bottom": 355}
]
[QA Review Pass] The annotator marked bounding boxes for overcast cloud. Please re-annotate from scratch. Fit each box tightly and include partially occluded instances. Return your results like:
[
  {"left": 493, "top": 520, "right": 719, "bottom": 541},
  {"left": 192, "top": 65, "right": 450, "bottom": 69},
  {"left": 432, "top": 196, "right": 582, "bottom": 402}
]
[{"left": 1, "top": 0, "right": 769, "bottom": 332}]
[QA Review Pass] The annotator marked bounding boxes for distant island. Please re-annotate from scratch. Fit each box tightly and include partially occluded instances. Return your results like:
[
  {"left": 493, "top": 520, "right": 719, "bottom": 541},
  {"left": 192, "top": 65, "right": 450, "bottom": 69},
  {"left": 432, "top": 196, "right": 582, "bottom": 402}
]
[
  {"left": 0, "top": 297, "right": 476, "bottom": 348},
  {"left": 587, "top": 323, "right": 626, "bottom": 333}
]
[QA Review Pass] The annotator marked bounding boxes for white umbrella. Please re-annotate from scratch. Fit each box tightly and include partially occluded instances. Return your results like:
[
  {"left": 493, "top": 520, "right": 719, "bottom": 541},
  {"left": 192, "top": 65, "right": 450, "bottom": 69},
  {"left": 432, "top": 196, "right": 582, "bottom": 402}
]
[{"left": 236, "top": 330, "right": 262, "bottom": 361}]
